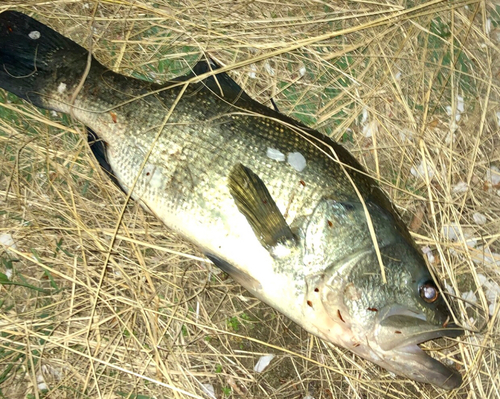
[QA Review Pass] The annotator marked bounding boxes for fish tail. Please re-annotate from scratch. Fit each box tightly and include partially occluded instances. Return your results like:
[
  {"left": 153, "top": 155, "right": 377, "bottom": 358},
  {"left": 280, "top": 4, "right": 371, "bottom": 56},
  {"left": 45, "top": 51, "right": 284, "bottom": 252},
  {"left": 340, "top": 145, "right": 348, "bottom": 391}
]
[{"left": 0, "top": 11, "right": 93, "bottom": 109}]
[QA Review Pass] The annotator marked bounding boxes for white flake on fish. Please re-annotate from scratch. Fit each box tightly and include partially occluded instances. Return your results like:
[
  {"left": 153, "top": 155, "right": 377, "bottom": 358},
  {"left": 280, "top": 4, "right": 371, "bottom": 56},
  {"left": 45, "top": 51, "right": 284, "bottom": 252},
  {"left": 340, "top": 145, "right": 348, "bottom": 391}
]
[
  {"left": 287, "top": 152, "right": 306, "bottom": 172},
  {"left": 28, "top": 30, "right": 40, "bottom": 39},
  {"left": 57, "top": 82, "right": 67, "bottom": 93},
  {"left": 266, "top": 147, "right": 285, "bottom": 162}
]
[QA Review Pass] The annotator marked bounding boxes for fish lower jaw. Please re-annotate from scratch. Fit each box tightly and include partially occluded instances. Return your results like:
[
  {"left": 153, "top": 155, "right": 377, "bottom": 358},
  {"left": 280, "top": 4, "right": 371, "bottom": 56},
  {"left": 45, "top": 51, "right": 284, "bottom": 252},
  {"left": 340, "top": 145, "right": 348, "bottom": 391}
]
[
  {"left": 344, "top": 338, "right": 462, "bottom": 390},
  {"left": 306, "top": 307, "right": 462, "bottom": 390}
]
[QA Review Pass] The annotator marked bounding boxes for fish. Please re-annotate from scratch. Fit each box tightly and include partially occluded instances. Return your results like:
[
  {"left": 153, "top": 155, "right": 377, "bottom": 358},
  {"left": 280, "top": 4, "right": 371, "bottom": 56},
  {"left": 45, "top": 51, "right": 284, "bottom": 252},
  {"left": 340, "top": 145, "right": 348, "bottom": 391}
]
[{"left": 0, "top": 11, "right": 463, "bottom": 389}]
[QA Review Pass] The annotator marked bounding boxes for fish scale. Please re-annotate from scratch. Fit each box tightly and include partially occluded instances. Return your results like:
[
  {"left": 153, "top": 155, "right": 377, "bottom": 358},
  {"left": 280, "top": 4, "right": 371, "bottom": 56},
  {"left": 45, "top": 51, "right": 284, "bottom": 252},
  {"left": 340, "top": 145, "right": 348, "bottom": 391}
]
[{"left": 0, "top": 11, "right": 464, "bottom": 389}]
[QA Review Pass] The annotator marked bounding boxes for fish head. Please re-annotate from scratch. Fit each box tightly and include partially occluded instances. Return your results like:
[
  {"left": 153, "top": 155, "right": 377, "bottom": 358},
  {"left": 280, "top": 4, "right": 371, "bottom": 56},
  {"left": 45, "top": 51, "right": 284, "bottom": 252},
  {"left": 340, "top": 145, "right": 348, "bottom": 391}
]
[{"left": 304, "top": 242, "right": 463, "bottom": 390}]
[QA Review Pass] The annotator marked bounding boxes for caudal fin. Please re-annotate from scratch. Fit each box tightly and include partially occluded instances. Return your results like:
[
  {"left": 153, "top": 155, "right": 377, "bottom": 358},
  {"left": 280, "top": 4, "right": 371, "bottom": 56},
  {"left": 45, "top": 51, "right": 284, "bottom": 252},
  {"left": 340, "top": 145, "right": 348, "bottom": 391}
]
[{"left": 0, "top": 11, "right": 94, "bottom": 108}]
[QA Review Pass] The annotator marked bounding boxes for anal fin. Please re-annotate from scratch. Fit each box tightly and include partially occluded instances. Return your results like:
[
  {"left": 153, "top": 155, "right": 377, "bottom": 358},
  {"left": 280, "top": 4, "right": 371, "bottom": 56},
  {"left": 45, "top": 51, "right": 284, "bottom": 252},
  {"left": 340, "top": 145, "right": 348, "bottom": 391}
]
[{"left": 87, "top": 127, "right": 124, "bottom": 192}]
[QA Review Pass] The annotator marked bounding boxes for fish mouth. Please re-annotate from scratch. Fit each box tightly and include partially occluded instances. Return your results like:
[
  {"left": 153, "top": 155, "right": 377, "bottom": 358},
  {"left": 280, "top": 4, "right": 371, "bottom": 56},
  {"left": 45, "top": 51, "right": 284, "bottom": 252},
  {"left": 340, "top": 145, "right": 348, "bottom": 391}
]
[{"left": 373, "top": 308, "right": 463, "bottom": 390}]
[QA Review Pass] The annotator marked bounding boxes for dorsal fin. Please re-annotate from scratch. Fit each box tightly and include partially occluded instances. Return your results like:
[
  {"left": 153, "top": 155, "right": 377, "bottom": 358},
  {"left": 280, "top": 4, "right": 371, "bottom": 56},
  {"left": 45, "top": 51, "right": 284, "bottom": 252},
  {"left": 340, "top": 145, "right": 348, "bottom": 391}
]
[{"left": 175, "top": 57, "right": 253, "bottom": 102}]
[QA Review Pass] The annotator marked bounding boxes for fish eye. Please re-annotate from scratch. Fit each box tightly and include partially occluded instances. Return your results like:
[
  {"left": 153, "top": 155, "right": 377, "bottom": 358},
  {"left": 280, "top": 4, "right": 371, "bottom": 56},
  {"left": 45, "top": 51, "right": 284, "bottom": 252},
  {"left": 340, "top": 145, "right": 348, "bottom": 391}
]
[{"left": 419, "top": 280, "right": 439, "bottom": 303}]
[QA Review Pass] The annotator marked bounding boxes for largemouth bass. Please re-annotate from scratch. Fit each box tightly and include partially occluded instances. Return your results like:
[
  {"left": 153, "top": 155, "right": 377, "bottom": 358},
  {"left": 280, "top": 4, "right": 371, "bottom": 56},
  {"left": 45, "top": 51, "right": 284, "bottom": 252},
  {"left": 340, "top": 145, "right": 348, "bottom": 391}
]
[{"left": 0, "top": 11, "right": 463, "bottom": 389}]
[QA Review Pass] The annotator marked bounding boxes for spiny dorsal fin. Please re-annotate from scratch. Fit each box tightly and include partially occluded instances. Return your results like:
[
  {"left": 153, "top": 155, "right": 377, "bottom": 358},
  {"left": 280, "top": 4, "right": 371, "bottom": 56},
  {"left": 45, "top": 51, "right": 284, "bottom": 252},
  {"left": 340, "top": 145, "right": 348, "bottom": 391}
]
[
  {"left": 228, "top": 163, "right": 295, "bottom": 250},
  {"left": 175, "top": 57, "right": 253, "bottom": 102}
]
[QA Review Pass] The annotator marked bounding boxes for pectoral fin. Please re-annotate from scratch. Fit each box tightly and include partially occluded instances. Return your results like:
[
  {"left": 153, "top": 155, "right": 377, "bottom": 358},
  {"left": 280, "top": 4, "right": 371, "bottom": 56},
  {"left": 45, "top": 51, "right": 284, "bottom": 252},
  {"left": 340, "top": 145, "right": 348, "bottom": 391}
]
[{"left": 228, "top": 163, "right": 295, "bottom": 250}]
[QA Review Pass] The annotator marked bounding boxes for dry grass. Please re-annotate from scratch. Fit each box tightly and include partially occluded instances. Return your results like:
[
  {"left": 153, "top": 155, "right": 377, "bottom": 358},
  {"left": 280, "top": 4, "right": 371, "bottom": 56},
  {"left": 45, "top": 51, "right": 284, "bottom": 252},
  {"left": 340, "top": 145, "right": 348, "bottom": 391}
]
[{"left": 0, "top": 0, "right": 499, "bottom": 398}]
